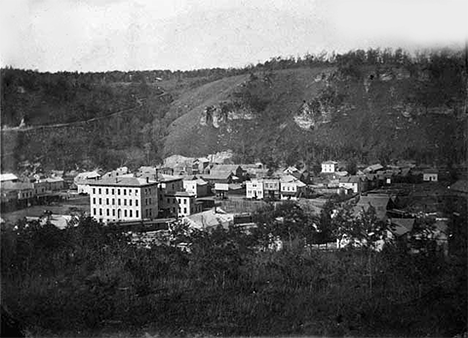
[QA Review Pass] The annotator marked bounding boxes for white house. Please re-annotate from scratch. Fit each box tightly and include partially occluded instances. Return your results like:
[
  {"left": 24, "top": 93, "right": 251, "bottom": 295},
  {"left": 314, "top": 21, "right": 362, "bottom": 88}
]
[
  {"left": 88, "top": 176, "right": 158, "bottom": 223},
  {"left": 174, "top": 191, "right": 203, "bottom": 217},
  {"left": 246, "top": 179, "right": 264, "bottom": 199},
  {"left": 321, "top": 161, "right": 338, "bottom": 173},
  {"left": 338, "top": 176, "right": 368, "bottom": 194},
  {"left": 280, "top": 175, "right": 306, "bottom": 200},
  {"left": 423, "top": 169, "right": 438, "bottom": 182}
]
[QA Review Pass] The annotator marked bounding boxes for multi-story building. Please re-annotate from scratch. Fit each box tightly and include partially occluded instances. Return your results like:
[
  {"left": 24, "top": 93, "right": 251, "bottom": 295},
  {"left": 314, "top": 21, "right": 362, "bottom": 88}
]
[
  {"left": 157, "top": 174, "right": 184, "bottom": 216},
  {"left": 280, "top": 177, "right": 306, "bottom": 200},
  {"left": 183, "top": 177, "right": 209, "bottom": 197},
  {"left": 174, "top": 191, "right": 202, "bottom": 217},
  {"left": 88, "top": 177, "right": 158, "bottom": 223},
  {"left": 246, "top": 179, "right": 264, "bottom": 199},
  {"left": 263, "top": 178, "right": 280, "bottom": 199}
]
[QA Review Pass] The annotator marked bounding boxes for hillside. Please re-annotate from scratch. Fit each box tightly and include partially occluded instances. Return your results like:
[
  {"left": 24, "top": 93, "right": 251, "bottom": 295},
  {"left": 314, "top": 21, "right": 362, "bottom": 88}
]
[
  {"left": 163, "top": 61, "right": 467, "bottom": 167},
  {"left": 1, "top": 49, "right": 466, "bottom": 173}
]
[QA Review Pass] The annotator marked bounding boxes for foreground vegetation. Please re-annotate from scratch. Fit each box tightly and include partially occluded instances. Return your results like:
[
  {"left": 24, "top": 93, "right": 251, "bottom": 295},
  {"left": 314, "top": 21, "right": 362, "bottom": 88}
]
[{"left": 1, "top": 202, "right": 466, "bottom": 337}]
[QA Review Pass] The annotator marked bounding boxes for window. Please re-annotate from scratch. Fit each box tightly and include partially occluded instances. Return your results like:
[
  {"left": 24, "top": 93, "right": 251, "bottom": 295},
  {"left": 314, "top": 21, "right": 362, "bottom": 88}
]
[
  {"left": 93, "top": 208, "right": 96, "bottom": 215},
  {"left": 118, "top": 199, "right": 121, "bottom": 206},
  {"left": 106, "top": 209, "right": 109, "bottom": 216},
  {"left": 136, "top": 210, "right": 139, "bottom": 218},
  {"left": 184, "top": 199, "right": 187, "bottom": 204},
  {"left": 99, "top": 208, "right": 102, "bottom": 216},
  {"left": 171, "top": 184, "right": 174, "bottom": 190},
  {"left": 99, "top": 198, "right": 102, "bottom": 204},
  {"left": 177, "top": 198, "right": 181, "bottom": 203},
  {"left": 129, "top": 200, "right": 132, "bottom": 206},
  {"left": 124, "top": 199, "right": 127, "bottom": 206},
  {"left": 112, "top": 209, "right": 115, "bottom": 216},
  {"left": 99, "top": 188, "right": 101, "bottom": 194},
  {"left": 124, "top": 210, "right": 127, "bottom": 217},
  {"left": 106, "top": 198, "right": 109, "bottom": 205},
  {"left": 106, "top": 188, "right": 108, "bottom": 194},
  {"left": 93, "top": 188, "right": 96, "bottom": 194},
  {"left": 135, "top": 190, "right": 138, "bottom": 196},
  {"left": 112, "top": 189, "right": 114, "bottom": 194},
  {"left": 149, "top": 198, "right": 151, "bottom": 205},
  {"left": 184, "top": 208, "right": 187, "bottom": 214},
  {"left": 93, "top": 197, "right": 96, "bottom": 204},
  {"left": 129, "top": 210, "right": 132, "bottom": 217},
  {"left": 136, "top": 200, "right": 138, "bottom": 206},
  {"left": 118, "top": 189, "right": 120, "bottom": 195},
  {"left": 167, "top": 198, "right": 170, "bottom": 204},
  {"left": 112, "top": 198, "right": 115, "bottom": 205},
  {"left": 124, "top": 189, "right": 126, "bottom": 196}
]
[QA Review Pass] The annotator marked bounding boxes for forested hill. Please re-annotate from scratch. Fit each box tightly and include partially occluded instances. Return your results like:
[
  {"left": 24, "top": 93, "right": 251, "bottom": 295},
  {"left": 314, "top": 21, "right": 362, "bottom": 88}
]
[{"left": 1, "top": 48, "right": 466, "bottom": 172}]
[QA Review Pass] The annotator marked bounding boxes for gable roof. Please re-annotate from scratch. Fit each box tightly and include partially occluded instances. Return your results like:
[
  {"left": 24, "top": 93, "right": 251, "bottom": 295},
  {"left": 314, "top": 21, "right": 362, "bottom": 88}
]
[
  {"left": 322, "top": 161, "right": 338, "bottom": 165},
  {"left": 0, "top": 173, "right": 18, "bottom": 182},
  {"left": 184, "top": 208, "right": 234, "bottom": 230},
  {"left": 390, "top": 218, "right": 415, "bottom": 236},
  {"left": 449, "top": 180, "right": 468, "bottom": 194},
  {"left": 364, "top": 164, "right": 384, "bottom": 173},
  {"left": 339, "top": 175, "right": 365, "bottom": 183}
]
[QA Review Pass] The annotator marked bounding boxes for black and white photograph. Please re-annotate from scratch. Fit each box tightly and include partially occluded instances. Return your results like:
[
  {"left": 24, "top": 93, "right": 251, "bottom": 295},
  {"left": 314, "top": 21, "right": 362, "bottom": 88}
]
[{"left": 1, "top": 0, "right": 467, "bottom": 337}]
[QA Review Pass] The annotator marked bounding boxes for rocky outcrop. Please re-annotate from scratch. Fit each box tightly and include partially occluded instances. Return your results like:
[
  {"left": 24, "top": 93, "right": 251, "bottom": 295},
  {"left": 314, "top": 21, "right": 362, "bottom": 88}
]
[{"left": 200, "top": 103, "right": 255, "bottom": 128}]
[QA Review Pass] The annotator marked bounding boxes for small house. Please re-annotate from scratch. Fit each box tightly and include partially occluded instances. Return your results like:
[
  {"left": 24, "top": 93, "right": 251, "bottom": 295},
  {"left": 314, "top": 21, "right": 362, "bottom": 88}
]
[
  {"left": 423, "top": 169, "right": 438, "bottom": 182},
  {"left": 321, "top": 161, "right": 338, "bottom": 173}
]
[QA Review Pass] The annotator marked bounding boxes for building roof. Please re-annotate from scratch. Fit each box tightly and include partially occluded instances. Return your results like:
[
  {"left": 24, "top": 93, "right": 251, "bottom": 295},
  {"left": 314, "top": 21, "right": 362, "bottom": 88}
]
[
  {"left": 41, "top": 177, "right": 64, "bottom": 183},
  {"left": 390, "top": 218, "right": 415, "bottom": 236},
  {"left": 88, "top": 177, "right": 157, "bottom": 187},
  {"left": 75, "top": 171, "right": 100, "bottom": 181},
  {"left": 364, "top": 164, "right": 384, "bottom": 173},
  {"left": 1, "top": 181, "right": 34, "bottom": 190},
  {"left": 423, "top": 169, "right": 439, "bottom": 174},
  {"left": 174, "top": 191, "right": 196, "bottom": 197},
  {"left": 339, "top": 175, "right": 365, "bottom": 183},
  {"left": 184, "top": 208, "right": 234, "bottom": 230},
  {"left": 322, "top": 161, "right": 338, "bottom": 165},
  {"left": 157, "top": 174, "right": 183, "bottom": 183},
  {"left": 0, "top": 173, "right": 18, "bottom": 182},
  {"left": 449, "top": 180, "right": 468, "bottom": 194}
]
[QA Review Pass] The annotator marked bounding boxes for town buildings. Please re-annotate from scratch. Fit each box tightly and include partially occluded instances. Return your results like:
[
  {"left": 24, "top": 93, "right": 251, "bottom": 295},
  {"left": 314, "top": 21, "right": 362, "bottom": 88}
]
[{"left": 321, "top": 161, "right": 338, "bottom": 173}]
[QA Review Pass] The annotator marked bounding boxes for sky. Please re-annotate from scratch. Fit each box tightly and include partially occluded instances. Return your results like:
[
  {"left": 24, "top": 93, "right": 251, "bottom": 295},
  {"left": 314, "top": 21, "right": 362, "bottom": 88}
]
[{"left": 1, "top": 0, "right": 466, "bottom": 72}]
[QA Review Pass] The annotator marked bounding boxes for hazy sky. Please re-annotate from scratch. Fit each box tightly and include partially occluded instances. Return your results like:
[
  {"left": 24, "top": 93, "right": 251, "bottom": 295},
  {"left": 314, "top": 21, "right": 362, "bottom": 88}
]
[{"left": 1, "top": 0, "right": 466, "bottom": 72}]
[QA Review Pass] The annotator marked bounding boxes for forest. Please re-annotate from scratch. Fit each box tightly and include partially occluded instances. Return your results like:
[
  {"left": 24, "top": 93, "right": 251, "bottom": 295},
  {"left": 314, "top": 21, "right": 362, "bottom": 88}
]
[{"left": 1, "top": 199, "right": 466, "bottom": 337}]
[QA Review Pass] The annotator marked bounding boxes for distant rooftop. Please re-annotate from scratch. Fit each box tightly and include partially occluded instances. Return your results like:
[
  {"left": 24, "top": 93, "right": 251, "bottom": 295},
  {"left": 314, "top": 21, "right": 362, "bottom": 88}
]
[{"left": 88, "top": 177, "right": 157, "bottom": 187}]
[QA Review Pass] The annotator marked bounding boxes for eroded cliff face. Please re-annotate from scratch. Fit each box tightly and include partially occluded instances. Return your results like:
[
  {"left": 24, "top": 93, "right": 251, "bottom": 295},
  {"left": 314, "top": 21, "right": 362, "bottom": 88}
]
[{"left": 200, "top": 103, "right": 255, "bottom": 128}]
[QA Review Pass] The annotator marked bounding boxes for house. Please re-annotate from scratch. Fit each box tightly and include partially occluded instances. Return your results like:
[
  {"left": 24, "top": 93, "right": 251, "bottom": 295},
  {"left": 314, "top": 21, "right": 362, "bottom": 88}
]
[
  {"left": 354, "top": 194, "right": 394, "bottom": 221},
  {"left": 338, "top": 175, "right": 368, "bottom": 194},
  {"left": 0, "top": 173, "right": 18, "bottom": 183},
  {"left": 280, "top": 175, "right": 306, "bottom": 200},
  {"left": 263, "top": 177, "right": 281, "bottom": 199},
  {"left": 41, "top": 177, "right": 65, "bottom": 191},
  {"left": 321, "top": 161, "right": 338, "bottom": 173},
  {"left": 246, "top": 179, "right": 264, "bottom": 199},
  {"left": 174, "top": 191, "right": 203, "bottom": 217},
  {"left": 157, "top": 174, "right": 184, "bottom": 215},
  {"left": 183, "top": 177, "right": 209, "bottom": 197},
  {"left": 1, "top": 182, "right": 35, "bottom": 201},
  {"left": 74, "top": 171, "right": 101, "bottom": 194},
  {"left": 423, "top": 169, "right": 438, "bottom": 182},
  {"left": 213, "top": 181, "right": 230, "bottom": 198},
  {"left": 33, "top": 180, "right": 48, "bottom": 195},
  {"left": 88, "top": 176, "right": 158, "bottom": 223}
]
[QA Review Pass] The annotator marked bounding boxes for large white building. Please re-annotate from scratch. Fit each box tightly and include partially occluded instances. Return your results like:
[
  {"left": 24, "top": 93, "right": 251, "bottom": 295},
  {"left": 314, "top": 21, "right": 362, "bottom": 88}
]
[{"left": 88, "top": 177, "right": 158, "bottom": 223}]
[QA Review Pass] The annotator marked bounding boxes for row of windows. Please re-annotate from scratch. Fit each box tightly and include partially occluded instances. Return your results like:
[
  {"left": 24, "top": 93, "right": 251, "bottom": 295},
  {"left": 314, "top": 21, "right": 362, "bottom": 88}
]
[
  {"left": 93, "top": 208, "right": 139, "bottom": 218},
  {"left": 144, "top": 208, "right": 153, "bottom": 218},
  {"left": 165, "top": 197, "right": 190, "bottom": 205},
  {"left": 92, "top": 187, "right": 141, "bottom": 196},
  {"left": 92, "top": 197, "right": 139, "bottom": 207}
]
